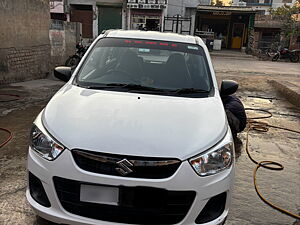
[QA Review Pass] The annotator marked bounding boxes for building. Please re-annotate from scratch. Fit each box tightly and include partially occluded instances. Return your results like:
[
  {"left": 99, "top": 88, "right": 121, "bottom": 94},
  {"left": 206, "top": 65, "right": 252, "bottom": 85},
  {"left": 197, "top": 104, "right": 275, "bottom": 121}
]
[
  {"left": 127, "top": 0, "right": 168, "bottom": 31},
  {"left": 65, "top": 0, "right": 169, "bottom": 40},
  {"left": 249, "top": 14, "right": 300, "bottom": 53},
  {"left": 63, "top": 0, "right": 219, "bottom": 39},
  {"left": 195, "top": 6, "right": 258, "bottom": 49},
  {"left": 232, "top": 0, "right": 297, "bottom": 14},
  {"left": 164, "top": 0, "right": 210, "bottom": 35},
  {"left": 50, "top": 0, "right": 67, "bottom": 21},
  {"left": 167, "top": 0, "right": 210, "bottom": 17},
  {"left": 65, "top": 0, "right": 126, "bottom": 39},
  {"left": 126, "top": 0, "right": 168, "bottom": 31}
]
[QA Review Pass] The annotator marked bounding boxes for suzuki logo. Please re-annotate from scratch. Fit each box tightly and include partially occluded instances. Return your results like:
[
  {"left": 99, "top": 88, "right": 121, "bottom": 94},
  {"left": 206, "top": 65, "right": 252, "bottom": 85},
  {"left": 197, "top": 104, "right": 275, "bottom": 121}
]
[{"left": 116, "top": 159, "right": 133, "bottom": 176}]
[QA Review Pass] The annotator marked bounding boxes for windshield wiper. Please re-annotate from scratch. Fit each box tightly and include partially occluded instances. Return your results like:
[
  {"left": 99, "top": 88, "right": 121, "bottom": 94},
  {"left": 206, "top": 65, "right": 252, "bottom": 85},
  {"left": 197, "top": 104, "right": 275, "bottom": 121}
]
[
  {"left": 173, "top": 88, "right": 210, "bottom": 94},
  {"left": 84, "top": 83, "right": 209, "bottom": 95},
  {"left": 86, "top": 83, "right": 170, "bottom": 93}
]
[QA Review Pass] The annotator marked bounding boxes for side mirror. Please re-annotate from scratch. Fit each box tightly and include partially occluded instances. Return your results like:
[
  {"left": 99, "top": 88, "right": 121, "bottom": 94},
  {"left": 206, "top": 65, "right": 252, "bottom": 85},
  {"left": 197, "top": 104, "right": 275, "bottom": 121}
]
[
  {"left": 54, "top": 66, "right": 72, "bottom": 82},
  {"left": 220, "top": 80, "right": 238, "bottom": 96}
]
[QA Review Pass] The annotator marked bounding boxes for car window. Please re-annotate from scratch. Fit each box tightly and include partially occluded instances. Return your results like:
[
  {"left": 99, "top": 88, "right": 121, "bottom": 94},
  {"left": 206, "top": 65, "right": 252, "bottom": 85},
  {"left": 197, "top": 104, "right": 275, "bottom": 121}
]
[{"left": 75, "top": 38, "right": 212, "bottom": 97}]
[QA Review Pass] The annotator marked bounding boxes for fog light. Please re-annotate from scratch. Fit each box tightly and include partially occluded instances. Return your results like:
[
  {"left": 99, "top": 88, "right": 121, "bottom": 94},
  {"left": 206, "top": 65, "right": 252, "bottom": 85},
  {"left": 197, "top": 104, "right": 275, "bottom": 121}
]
[
  {"left": 195, "top": 192, "right": 226, "bottom": 224},
  {"left": 29, "top": 172, "right": 51, "bottom": 207}
]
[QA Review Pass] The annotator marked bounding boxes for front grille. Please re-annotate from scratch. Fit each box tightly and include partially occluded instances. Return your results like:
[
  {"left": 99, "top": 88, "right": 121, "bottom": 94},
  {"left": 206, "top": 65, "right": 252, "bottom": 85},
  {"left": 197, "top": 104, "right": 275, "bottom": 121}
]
[
  {"left": 53, "top": 177, "right": 195, "bottom": 224},
  {"left": 72, "top": 149, "right": 181, "bottom": 179}
]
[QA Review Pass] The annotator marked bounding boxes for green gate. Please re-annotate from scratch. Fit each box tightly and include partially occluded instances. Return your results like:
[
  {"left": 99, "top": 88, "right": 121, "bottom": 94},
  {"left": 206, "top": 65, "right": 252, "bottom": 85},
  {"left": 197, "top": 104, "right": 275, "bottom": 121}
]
[{"left": 98, "top": 6, "right": 122, "bottom": 34}]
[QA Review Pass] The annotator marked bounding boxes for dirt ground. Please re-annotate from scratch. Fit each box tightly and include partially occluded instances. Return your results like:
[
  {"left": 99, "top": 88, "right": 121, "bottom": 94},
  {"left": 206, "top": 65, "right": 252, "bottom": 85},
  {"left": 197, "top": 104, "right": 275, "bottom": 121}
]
[{"left": 0, "top": 57, "right": 299, "bottom": 225}]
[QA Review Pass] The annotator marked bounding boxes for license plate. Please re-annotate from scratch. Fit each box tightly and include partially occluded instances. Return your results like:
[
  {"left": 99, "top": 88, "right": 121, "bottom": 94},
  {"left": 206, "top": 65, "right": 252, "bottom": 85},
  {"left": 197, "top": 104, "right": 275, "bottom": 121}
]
[{"left": 80, "top": 184, "right": 119, "bottom": 205}]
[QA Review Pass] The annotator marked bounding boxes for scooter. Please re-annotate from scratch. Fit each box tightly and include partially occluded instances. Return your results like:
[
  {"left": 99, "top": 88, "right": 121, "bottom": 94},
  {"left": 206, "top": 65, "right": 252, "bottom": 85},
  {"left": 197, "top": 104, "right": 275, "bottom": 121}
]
[
  {"left": 271, "top": 48, "right": 300, "bottom": 62},
  {"left": 65, "top": 40, "right": 90, "bottom": 67}
]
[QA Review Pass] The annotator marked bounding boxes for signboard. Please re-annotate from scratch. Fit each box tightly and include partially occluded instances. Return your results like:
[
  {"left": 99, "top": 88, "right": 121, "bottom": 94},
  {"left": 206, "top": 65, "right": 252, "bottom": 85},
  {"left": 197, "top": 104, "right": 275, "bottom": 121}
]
[
  {"left": 128, "top": 0, "right": 167, "bottom": 3},
  {"left": 127, "top": 3, "right": 167, "bottom": 9},
  {"left": 50, "top": 1, "right": 64, "bottom": 13},
  {"left": 127, "top": 0, "right": 167, "bottom": 8},
  {"left": 212, "top": 11, "right": 232, "bottom": 16}
]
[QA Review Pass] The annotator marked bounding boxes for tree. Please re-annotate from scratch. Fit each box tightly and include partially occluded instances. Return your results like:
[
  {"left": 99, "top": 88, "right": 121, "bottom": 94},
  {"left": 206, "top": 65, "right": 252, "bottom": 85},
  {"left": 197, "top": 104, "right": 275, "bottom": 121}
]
[{"left": 269, "top": 0, "right": 300, "bottom": 45}]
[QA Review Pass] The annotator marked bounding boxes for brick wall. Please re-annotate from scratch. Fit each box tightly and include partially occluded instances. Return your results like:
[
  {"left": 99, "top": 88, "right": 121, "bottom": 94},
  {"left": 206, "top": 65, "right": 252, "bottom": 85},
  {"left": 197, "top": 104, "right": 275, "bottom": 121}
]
[{"left": 0, "top": 0, "right": 51, "bottom": 84}]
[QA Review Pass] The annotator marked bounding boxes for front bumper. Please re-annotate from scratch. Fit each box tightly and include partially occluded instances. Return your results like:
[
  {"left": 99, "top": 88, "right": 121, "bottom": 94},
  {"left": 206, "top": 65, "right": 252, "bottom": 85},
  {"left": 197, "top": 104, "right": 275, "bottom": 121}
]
[{"left": 27, "top": 147, "right": 234, "bottom": 225}]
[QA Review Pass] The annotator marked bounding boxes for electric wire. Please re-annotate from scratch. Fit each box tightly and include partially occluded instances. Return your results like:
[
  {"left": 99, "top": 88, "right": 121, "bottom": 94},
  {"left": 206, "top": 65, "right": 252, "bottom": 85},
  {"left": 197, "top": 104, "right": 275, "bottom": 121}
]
[
  {"left": 0, "top": 127, "right": 12, "bottom": 148},
  {"left": 245, "top": 108, "right": 300, "bottom": 220},
  {"left": 0, "top": 93, "right": 21, "bottom": 102},
  {"left": 0, "top": 94, "right": 20, "bottom": 148}
]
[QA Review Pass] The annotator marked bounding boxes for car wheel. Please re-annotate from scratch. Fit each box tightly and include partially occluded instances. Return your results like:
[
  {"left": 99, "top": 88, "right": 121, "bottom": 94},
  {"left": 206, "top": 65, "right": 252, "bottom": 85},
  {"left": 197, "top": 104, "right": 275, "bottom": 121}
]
[
  {"left": 65, "top": 56, "right": 80, "bottom": 67},
  {"left": 272, "top": 54, "right": 279, "bottom": 61},
  {"left": 290, "top": 54, "right": 299, "bottom": 63}
]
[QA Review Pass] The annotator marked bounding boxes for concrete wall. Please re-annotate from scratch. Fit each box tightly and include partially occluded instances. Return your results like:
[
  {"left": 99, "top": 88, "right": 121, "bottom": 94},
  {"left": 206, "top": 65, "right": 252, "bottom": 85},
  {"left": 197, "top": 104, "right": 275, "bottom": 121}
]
[
  {"left": 167, "top": 0, "right": 209, "bottom": 17},
  {"left": 254, "top": 14, "right": 282, "bottom": 28},
  {"left": 49, "top": 20, "right": 81, "bottom": 67},
  {"left": 164, "top": 0, "right": 206, "bottom": 35},
  {"left": 0, "top": 0, "right": 51, "bottom": 84}
]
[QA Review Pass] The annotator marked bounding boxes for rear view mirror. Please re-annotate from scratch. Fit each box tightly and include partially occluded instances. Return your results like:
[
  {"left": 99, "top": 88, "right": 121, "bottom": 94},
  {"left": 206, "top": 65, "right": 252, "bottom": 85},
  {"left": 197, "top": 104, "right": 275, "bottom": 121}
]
[
  {"left": 54, "top": 67, "right": 72, "bottom": 82},
  {"left": 220, "top": 80, "right": 238, "bottom": 96}
]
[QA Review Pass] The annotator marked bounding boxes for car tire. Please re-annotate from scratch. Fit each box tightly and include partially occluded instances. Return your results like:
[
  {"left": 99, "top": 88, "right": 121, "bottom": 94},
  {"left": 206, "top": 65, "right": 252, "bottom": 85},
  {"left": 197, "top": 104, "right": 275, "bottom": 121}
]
[
  {"left": 65, "top": 56, "right": 80, "bottom": 67},
  {"left": 272, "top": 54, "right": 279, "bottom": 61},
  {"left": 290, "top": 54, "right": 299, "bottom": 63}
]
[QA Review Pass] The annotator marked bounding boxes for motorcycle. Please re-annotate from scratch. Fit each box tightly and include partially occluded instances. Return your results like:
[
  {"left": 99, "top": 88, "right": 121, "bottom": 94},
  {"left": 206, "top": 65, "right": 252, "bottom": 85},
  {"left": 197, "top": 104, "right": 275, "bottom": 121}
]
[
  {"left": 271, "top": 48, "right": 300, "bottom": 63},
  {"left": 65, "top": 40, "right": 90, "bottom": 67}
]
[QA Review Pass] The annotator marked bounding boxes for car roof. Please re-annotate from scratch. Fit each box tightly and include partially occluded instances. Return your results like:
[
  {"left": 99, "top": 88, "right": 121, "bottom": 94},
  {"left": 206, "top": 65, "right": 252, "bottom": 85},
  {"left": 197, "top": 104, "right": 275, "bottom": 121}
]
[{"left": 104, "top": 30, "right": 204, "bottom": 46}]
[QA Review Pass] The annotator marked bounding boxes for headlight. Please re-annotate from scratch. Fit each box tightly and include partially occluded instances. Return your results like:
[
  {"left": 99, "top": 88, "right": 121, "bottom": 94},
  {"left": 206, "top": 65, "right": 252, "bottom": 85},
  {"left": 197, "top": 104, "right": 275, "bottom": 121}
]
[
  {"left": 30, "top": 124, "right": 65, "bottom": 160},
  {"left": 189, "top": 143, "right": 233, "bottom": 176}
]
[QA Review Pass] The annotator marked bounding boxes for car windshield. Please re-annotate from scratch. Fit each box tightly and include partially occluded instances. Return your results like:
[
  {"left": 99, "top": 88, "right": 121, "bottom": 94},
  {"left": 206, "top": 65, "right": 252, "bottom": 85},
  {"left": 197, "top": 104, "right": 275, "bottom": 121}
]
[{"left": 75, "top": 37, "right": 212, "bottom": 97}]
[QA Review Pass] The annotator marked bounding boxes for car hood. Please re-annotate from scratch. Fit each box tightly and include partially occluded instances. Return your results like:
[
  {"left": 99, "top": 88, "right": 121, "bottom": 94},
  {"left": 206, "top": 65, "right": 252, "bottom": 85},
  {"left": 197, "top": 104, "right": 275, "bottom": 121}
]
[{"left": 43, "top": 84, "right": 227, "bottom": 160}]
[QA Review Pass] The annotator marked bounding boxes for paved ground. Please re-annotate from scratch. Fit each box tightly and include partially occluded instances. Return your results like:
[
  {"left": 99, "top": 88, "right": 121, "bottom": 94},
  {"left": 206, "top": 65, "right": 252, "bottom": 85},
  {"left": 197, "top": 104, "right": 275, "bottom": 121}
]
[{"left": 0, "top": 56, "right": 299, "bottom": 225}]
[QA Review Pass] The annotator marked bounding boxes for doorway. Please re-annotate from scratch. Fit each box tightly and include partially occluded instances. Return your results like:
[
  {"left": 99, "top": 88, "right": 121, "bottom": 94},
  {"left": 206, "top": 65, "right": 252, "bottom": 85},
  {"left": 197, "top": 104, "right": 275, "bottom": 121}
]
[
  {"left": 231, "top": 23, "right": 245, "bottom": 49},
  {"left": 146, "top": 18, "right": 160, "bottom": 31},
  {"left": 98, "top": 6, "right": 122, "bottom": 34},
  {"left": 70, "top": 4, "right": 93, "bottom": 38}
]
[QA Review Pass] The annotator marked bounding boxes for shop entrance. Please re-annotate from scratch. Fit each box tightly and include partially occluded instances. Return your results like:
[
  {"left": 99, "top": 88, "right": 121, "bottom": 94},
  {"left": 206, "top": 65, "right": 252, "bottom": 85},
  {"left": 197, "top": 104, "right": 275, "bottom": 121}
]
[
  {"left": 98, "top": 6, "right": 122, "bottom": 34},
  {"left": 163, "top": 15, "right": 192, "bottom": 34},
  {"left": 195, "top": 8, "right": 253, "bottom": 50},
  {"left": 196, "top": 17, "right": 230, "bottom": 48},
  {"left": 131, "top": 10, "right": 162, "bottom": 31},
  {"left": 145, "top": 18, "right": 160, "bottom": 31},
  {"left": 231, "top": 23, "right": 245, "bottom": 49}
]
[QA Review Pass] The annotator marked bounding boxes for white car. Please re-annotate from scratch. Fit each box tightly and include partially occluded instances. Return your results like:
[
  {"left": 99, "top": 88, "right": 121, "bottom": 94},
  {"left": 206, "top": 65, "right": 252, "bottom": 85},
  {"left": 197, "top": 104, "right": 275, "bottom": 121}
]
[{"left": 27, "top": 30, "right": 237, "bottom": 225}]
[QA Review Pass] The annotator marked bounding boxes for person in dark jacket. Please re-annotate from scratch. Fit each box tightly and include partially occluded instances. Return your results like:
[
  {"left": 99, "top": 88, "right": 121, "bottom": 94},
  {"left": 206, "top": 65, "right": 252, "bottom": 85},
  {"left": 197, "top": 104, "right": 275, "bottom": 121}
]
[{"left": 222, "top": 95, "right": 247, "bottom": 136}]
